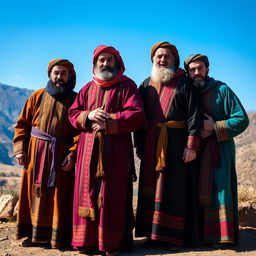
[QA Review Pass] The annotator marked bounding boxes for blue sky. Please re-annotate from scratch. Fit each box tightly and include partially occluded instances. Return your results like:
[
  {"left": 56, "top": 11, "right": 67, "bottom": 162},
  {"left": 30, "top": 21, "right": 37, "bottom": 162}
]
[{"left": 0, "top": 0, "right": 255, "bottom": 110}]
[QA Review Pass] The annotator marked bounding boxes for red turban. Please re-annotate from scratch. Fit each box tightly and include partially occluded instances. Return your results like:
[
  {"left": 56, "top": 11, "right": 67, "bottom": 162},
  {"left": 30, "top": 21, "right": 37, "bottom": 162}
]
[
  {"left": 48, "top": 59, "right": 76, "bottom": 88},
  {"left": 92, "top": 45, "right": 129, "bottom": 88},
  {"left": 151, "top": 41, "right": 180, "bottom": 68}
]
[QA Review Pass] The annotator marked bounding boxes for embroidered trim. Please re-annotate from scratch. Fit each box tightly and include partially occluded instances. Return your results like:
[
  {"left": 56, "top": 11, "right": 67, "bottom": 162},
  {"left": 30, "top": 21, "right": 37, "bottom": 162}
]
[
  {"left": 215, "top": 121, "right": 229, "bottom": 142},
  {"left": 187, "top": 135, "right": 200, "bottom": 151}
]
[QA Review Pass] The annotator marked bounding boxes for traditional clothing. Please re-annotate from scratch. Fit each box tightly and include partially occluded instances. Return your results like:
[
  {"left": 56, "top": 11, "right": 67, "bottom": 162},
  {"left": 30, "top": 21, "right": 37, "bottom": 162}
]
[
  {"left": 195, "top": 77, "right": 248, "bottom": 244},
  {"left": 13, "top": 59, "right": 79, "bottom": 247},
  {"left": 135, "top": 67, "right": 200, "bottom": 246},
  {"left": 68, "top": 45, "right": 144, "bottom": 253},
  {"left": 184, "top": 54, "right": 249, "bottom": 244}
]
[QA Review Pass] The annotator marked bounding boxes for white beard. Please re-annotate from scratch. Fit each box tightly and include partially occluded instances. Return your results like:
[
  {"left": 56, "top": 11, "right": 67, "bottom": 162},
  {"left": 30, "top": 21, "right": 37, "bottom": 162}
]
[
  {"left": 94, "top": 67, "right": 115, "bottom": 81},
  {"left": 151, "top": 64, "right": 175, "bottom": 83}
]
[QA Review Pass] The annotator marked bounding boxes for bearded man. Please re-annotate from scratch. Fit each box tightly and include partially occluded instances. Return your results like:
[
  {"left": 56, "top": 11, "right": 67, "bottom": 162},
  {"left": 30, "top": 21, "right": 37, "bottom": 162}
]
[
  {"left": 68, "top": 45, "right": 144, "bottom": 256},
  {"left": 135, "top": 42, "right": 201, "bottom": 251},
  {"left": 13, "top": 59, "right": 79, "bottom": 248},
  {"left": 184, "top": 54, "right": 249, "bottom": 247}
]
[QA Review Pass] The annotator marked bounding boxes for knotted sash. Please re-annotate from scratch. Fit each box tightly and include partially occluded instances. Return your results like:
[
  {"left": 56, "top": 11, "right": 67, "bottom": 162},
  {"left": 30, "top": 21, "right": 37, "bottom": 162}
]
[
  {"left": 155, "top": 120, "right": 186, "bottom": 171},
  {"left": 31, "top": 126, "right": 72, "bottom": 188},
  {"left": 95, "top": 131, "right": 105, "bottom": 177}
]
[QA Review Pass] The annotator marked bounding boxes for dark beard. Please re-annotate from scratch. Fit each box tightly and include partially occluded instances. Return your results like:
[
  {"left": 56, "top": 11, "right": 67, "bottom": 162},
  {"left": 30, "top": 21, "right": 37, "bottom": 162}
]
[{"left": 46, "top": 80, "right": 74, "bottom": 100}]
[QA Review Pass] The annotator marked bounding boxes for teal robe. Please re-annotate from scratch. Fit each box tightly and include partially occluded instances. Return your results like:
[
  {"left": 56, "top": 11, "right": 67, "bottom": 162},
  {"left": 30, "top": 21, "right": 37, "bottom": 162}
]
[{"left": 198, "top": 77, "right": 249, "bottom": 244}]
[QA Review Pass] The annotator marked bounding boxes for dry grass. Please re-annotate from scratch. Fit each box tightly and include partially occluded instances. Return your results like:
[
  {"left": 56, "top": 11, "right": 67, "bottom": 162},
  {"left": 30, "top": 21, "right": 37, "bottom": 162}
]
[{"left": 238, "top": 185, "right": 256, "bottom": 203}]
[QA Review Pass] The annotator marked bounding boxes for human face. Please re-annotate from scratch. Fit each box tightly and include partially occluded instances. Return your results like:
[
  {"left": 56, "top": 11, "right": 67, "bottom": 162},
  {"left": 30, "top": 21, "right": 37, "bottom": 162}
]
[
  {"left": 95, "top": 52, "right": 116, "bottom": 71},
  {"left": 50, "top": 65, "right": 70, "bottom": 87},
  {"left": 188, "top": 60, "right": 208, "bottom": 81},
  {"left": 153, "top": 48, "right": 174, "bottom": 68}
]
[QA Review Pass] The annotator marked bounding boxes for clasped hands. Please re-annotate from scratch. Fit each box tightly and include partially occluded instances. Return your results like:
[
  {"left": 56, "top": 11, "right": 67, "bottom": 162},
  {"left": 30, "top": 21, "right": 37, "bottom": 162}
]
[{"left": 88, "top": 106, "right": 110, "bottom": 132}]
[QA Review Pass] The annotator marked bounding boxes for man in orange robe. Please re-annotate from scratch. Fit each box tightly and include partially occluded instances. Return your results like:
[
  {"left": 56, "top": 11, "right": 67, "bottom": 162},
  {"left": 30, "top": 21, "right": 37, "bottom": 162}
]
[{"left": 13, "top": 59, "right": 79, "bottom": 248}]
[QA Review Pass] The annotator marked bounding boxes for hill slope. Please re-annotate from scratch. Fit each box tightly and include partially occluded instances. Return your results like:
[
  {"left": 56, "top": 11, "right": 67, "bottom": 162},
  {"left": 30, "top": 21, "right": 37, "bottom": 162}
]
[{"left": 0, "top": 83, "right": 33, "bottom": 164}]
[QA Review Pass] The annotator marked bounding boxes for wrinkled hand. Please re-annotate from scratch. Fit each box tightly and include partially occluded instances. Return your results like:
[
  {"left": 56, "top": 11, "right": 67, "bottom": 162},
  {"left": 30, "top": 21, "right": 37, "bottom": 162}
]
[
  {"left": 92, "top": 121, "right": 106, "bottom": 132},
  {"left": 203, "top": 113, "right": 215, "bottom": 131},
  {"left": 62, "top": 152, "right": 75, "bottom": 171},
  {"left": 183, "top": 148, "right": 196, "bottom": 163},
  {"left": 15, "top": 153, "right": 28, "bottom": 166},
  {"left": 200, "top": 129, "right": 214, "bottom": 139},
  {"left": 88, "top": 106, "right": 109, "bottom": 122}
]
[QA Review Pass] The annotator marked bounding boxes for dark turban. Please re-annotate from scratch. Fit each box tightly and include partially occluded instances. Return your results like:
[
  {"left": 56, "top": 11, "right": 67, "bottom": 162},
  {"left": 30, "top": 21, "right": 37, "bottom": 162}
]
[
  {"left": 151, "top": 41, "right": 180, "bottom": 68},
  {"left": 184, "top": 54, "right": 209, "bottom": 72},
  {"left": 48, "top": 59, "right": 76, "bottom": 88}
]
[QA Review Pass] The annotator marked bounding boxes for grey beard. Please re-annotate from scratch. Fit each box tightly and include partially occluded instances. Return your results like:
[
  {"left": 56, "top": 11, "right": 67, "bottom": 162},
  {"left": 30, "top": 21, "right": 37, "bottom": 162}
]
[
  {"left": 94, "top": 66, "right": 118, "bottom": 81},
  {"left": 151, "top": 64, "right": 175, "bottom": 83},
  {"left": 193, "top": 80, "right": 206, "bottom": 88}
]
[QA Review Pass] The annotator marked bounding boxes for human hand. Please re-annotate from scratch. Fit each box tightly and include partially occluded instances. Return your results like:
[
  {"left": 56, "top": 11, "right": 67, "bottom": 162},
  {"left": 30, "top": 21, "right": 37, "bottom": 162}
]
[
  {"left": 15, "top": 153, "right": 28, "bottom": 166},
  {"left": 88, "top": 106, "right": 109, "bottom": 122},
  {"left": 91, "top": 121, "right": 106, "bottom": 132},
  {"left": 183, "top": 148, "right": 196, "bottom": 163},
  {"left": 61, "top": 152, "right": 75, "bottom": 171},
  {"left": 200, "top": 129, "right": 214, "bottom": 139},
  {"left": 203, "top": 113, "right": 215, "bottom": 131}
]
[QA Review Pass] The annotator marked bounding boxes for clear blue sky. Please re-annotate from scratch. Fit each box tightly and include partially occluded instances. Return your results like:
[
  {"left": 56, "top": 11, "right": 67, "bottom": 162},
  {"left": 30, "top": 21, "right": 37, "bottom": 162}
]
[{"left": 0, "top": 0, "right": 255, "bottom": 111}]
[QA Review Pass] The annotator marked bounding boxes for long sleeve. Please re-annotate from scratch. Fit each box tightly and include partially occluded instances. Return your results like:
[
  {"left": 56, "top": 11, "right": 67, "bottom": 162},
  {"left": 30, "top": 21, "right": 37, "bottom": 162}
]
[
  {"left": 68, "top": 83, "right": 91, "bottom": 131},
  {"left": 106, "top": 82, "right": 145, "bottom": 134},
  {"left": 214, "top": 84, "right": 249, "bottom": 142},
  {"left": 184, "top": 82, "right": 201, "bottom": 151},
  {"left": 13, "top": 92, "right": 37, "bottom": 155}
]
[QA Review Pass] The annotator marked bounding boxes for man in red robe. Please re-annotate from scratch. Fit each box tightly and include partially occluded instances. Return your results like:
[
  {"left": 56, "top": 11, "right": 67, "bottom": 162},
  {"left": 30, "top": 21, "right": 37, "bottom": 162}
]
[
  {"left": 13, "top": 59, "right": 79, "bottom": 248},
  {"left": 135, "top": 42, "right": 201, "bottom": 251},
  {"left": 68, "top": 45, "right": 144, "bottom": 255}
]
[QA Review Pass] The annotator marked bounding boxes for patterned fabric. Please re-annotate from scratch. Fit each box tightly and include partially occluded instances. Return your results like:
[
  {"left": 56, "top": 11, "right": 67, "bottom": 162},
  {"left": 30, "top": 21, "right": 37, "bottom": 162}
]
[
  {"left": 13, "top": 89, "right": 79, "bottom": 247},
  {"left": 135, "top": 70, "right": 201, "bottom": 246},
  {"left": 198, "top": 77, "right": 249, "bottom": 244},
  {"left": 68, "top": 79, "right": 144, "bottom": 253}
]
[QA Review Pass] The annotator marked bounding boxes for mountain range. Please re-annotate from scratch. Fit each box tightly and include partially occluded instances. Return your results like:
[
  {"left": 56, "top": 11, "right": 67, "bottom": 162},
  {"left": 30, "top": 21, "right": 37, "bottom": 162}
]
[{"left": 0, "top": 83, "right": 33, "bottom": 164}]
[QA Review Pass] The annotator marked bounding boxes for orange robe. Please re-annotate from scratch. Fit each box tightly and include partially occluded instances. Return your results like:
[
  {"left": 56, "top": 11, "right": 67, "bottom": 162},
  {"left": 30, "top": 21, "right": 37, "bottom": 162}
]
[{"left": 13, "top": 88, "right": 79, "bottom": 247}]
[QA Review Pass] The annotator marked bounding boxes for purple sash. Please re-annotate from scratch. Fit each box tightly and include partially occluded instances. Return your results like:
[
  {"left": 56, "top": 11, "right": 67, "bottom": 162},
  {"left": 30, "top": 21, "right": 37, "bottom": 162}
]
[{"left": 31, "top": 126, "right": 71, "bottom": 188}]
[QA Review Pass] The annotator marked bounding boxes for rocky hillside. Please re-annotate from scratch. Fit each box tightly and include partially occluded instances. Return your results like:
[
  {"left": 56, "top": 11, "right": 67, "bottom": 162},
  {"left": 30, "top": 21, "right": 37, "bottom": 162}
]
[
  {"left": 0, "top": 83, "right": 33, "bottom": 165},
  {"left": 235, "top": 112, "right": 256, "bottom": 186}
]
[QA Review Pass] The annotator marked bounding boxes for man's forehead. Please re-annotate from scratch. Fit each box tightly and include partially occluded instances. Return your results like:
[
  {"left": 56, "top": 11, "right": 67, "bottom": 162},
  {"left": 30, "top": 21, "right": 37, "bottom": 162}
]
[
  {"left": 189, "top": 60, "right": 206, "bottom": 68},
  {"left": 155, "top": 47, "right": 172, "bottom": 55},
  {"left": 51, "top": 65, "right": 69, "bottom": 72},
  {"left": 98, "top": 52, "right": 115, "bottom": 59}
]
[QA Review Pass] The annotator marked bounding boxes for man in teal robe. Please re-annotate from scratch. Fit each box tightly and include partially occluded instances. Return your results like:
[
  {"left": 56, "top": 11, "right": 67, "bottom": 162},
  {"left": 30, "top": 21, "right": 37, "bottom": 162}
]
[{"left": 184, "top": 54, "right": 249, "bottom": 247}]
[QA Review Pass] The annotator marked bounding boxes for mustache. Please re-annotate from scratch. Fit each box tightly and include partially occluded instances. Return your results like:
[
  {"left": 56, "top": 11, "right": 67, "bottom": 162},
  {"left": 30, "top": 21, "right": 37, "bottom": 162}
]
[
  {"left": 194, "top": 75, "right": 204, "bottom": 79},
  {"left": 56, "top": 79, "right": 64, "bottom": 83},
  {"left": 99, "top": 67, "right": 114, "bottom": 72}
]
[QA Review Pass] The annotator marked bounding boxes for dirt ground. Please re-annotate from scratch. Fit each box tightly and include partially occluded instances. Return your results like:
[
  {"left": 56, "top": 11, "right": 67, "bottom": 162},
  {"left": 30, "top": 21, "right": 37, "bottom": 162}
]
[{"left": 0, "top": 222, "right": 255, "bottom": 256}]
